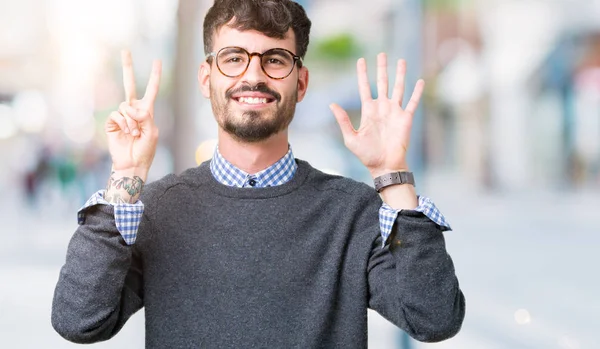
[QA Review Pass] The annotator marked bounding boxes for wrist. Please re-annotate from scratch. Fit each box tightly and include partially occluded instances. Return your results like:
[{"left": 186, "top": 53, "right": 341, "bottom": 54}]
[
  {"left": 369, "top": 167, "right": 410, "bottom": 179},
  {"left": 378, "top": 182, "right": 418, "bottom": 210},
  {"left": 373, "top": 170, "right": 414, "bottom": 193},
  {"left": 110, "top": 165, "right": 149, "bottom": 183},
  {"left": 104, "top": 166, "right": 147, "bottom": 204}
]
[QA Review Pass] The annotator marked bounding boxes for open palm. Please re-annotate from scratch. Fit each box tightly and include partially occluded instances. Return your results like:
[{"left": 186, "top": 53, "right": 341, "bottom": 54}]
[{"left": 330, "top": 53, "right": 424, "bottom": 178}]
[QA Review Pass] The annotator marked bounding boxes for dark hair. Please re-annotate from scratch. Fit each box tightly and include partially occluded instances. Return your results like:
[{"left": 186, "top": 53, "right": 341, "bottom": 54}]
[{"left": 203, "top": 0, "right": 312, "bottom": 59}]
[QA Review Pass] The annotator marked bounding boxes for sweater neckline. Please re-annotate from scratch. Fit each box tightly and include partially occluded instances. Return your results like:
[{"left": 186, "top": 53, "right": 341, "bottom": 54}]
[{"left": 198, "top": 159, "right": 311, "bottom": 199}]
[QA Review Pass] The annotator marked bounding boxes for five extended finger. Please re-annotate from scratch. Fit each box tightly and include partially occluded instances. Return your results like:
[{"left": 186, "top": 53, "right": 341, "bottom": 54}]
[
  {"left": 376, "top": 53, "right": 388, "bottom": 100},
  {"left": 405, "top": 79, "right": 425, "bottom": 116},
  {"left": 122, "top": 50, "right": 137, "bottom": 103},
  {"left": 356, "top": 58, "right": 373, "bottom": 103},
  {"left": 391, "top": 59, "right": 407, "bottom": 104},
  {"left": 329, "top": 103, "right": 356, "bottom": 145}
]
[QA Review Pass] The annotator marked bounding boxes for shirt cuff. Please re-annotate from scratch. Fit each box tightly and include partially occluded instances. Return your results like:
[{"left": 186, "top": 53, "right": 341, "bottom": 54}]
[
  {"left": 378, "top": 195, "right": 452, "bottom": 247},
  {"left": 77, "top": 190, "right": 144, "bottom": 245}
]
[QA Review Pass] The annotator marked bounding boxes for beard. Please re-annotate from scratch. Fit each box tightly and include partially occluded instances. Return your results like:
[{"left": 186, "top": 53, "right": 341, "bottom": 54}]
[{"left": 210, "top": 83, "right": 298, "bottom": 143}]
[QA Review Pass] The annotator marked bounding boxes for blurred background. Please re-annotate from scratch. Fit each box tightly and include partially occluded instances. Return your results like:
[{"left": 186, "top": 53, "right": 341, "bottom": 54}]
[{"left": 1, "top": 0, "right": 599, "bottom": 348}]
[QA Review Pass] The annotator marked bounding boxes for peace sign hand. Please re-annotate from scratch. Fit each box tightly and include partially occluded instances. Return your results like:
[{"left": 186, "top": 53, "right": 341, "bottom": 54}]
[
  {"left": 330, "top": 53, "right": 424, "bottom": 179},
  {"left": 105, "top": 50, "right": 162, "bottom": 175}
]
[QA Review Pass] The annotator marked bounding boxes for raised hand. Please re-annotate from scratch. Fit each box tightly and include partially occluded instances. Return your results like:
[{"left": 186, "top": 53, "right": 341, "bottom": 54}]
[
  {"left": 104, "top": 51, "right": 161, "bottom": 203},
  {"left": 330, "top": 53, "right": 424, "bottom": 178},
  {"left": 105, "top": 50, "right": 162, "bottom": 174}
]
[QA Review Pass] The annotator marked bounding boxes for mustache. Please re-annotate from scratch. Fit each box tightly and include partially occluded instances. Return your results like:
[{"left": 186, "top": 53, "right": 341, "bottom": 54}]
[{"left": 226, "top": 84, "right": 281, "bottom": 102}]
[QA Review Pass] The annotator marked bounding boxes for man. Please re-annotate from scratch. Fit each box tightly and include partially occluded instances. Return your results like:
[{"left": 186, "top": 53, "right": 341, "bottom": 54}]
[{"left": 52, "top": 0, "right": 465, "bottom": 347}]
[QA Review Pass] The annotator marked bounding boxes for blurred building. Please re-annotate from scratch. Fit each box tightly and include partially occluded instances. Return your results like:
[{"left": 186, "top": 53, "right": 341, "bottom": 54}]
[
  {"left": 422, "top": 0, "right": 600, "bottom": 192},
  {"left": 532, "top": 31, "right": 600, "bottom": 189},
  {"left": 1, "top": 1, "right": 600, "bottom": 349}
]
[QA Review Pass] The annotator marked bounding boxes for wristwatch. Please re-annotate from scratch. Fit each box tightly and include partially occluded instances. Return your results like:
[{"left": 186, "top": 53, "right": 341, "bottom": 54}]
[{"left": 373, "top": 171, "right": 415, "bottom": 192}]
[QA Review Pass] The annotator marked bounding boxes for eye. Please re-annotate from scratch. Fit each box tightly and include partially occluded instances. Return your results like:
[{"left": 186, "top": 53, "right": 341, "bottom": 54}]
[
  {"left": 224, "top": 56, "right": 244, "bottom": 63},
  {"left": 266, "top": 58, "right": 285, "bottom": 65},
  {"left": 217, "top": 48, "right": 248, "bottom": 65}
]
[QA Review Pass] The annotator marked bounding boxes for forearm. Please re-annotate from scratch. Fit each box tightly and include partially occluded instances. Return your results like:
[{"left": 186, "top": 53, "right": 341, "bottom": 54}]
[
  {"left": 369, "top": 210, "right": 464, "bottom": 342},
  {"left": 390, "top": 211, "right": 464, "bottom": 341},
  {"left": 378, "top": 183, "right": 418, "bottom": 210},
  {"left": 104, "top": 167, "right": 148, "bottom": 204},
  {"left": 52, "top": 204, "right": 143, "bottom": 343},
  {"left": 369, "top": 166, "right": 418, "bottom": 210}
]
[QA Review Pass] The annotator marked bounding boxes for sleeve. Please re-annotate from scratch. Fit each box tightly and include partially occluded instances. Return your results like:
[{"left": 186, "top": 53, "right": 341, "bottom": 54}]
[
  {"left": 77, "top": 190, "right": 144, "bottom": 245},
  {"left": 379, "top": 195, "right": 451, "bottom": 247},
  {"left": 367, "top": 196, "right": 465, "bottom": 343},
  {"left": 52, "top": 202, "right": 149, "bottom": 344}
]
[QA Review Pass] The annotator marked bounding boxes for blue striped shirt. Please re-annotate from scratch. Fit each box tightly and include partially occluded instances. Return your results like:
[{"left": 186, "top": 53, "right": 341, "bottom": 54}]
[{"left": 78, "top": 147, "right": 451, "bottom": 246}]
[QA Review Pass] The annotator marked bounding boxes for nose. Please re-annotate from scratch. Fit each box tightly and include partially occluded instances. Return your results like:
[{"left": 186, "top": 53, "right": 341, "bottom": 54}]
[{"left": 240, "top": 55, "right": 267, "bottom": 83}]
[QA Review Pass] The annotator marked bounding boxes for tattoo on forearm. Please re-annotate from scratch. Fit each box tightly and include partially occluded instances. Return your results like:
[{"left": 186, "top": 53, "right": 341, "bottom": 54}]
[{"left": 105, "top": 172, "right": 145, "bottom": 204}]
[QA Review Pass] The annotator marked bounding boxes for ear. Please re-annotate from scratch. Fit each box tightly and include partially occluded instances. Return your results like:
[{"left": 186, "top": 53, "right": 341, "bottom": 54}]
[
  {"left": 198, "top": 61, "right": 211, "bottom": 98},
  {"left": 296, "top": 66, "right": 309, "bottom": 102}
]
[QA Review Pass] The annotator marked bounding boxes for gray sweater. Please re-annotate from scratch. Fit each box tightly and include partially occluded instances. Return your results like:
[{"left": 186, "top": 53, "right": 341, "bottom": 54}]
[{"left": 52, "top": 159, "right": 465, "bottom": 348}]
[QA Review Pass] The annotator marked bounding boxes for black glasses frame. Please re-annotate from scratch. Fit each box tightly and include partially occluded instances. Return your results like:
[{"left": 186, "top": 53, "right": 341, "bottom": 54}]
[{"left": 206, "top": 46, "right": 303, "bottom": 80}]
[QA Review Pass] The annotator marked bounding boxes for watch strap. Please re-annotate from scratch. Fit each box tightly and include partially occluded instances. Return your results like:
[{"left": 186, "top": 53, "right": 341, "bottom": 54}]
[{"left": 373, "top": 171, "right": 415, "bottom": 192}]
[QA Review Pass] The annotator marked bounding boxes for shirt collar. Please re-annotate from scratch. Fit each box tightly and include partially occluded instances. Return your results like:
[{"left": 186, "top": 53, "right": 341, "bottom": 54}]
[{"left": 209, "top": 146, "right": 297, "bottom": 188}]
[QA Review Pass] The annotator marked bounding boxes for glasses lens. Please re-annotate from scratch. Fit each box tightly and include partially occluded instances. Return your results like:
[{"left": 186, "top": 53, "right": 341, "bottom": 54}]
[
  {"left": 261, "top": 49, "right": 295, "bottom": 79},
  {"left": 217, "top": 47, "right": 249, "bottom": 77}
]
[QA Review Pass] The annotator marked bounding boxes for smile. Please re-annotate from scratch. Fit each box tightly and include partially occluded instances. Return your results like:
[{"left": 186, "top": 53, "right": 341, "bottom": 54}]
[
  {"left": 233, "top": 96, "right": 275, "bottom": 106},
  {"left": 236, "top": 97, "right": 272, "bottom": 104}
]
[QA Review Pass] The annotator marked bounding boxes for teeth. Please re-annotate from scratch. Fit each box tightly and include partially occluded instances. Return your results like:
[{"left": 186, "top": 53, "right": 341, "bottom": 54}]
[{"left": 238, "top": 97, "right": 268, "bottom": 104}]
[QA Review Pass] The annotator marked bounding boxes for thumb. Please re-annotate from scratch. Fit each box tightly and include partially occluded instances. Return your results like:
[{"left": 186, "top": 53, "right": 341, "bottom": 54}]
[
  {"left": 126, "top": 108, "right": 154, "bottom": 134},
  {"left": 329, "top": 103, "right": 355, "bottom": 145}
]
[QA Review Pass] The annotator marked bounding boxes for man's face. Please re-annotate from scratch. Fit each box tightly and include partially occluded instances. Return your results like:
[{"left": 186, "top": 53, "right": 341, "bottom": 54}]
[{"left": 199, "top": 26, "right": 309, "bottom": 143}]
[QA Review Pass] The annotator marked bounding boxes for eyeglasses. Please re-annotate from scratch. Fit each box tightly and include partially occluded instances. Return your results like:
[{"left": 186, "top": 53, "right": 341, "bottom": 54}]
[{"left": 206, "top": 46, "right": 303, "bottom": 80}]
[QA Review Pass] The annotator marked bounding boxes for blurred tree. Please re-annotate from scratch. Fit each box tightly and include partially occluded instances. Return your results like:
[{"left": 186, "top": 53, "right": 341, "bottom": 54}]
[
  {"left": 311, "top": 33, "right": 361, "bottom": 62},
  {"left": 424, "top": 0, "right": 471, "bottom": 11}
]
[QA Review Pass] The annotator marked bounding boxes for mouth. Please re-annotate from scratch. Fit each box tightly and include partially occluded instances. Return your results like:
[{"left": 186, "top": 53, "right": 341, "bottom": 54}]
[
  {"left": 227, "top": 85, "right": 281, "bottom": 108},
  {"left": 231, "top": 94, "right": 278, "bottom": 109},
  {"left": 234, "top": 96, "right": 276, "bottom": 105}
]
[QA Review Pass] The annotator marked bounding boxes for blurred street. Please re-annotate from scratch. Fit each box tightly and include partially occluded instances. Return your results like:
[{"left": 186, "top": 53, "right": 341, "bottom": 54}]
[
  {"left": 0, "top": 183, "right": 145, "bottom": 348},
  {"left": 1, "top": 178, "right": 598, "bottom": 349},
  {"left": 414, "top": 180, "right": 600, "bottom": 349},
  {"left": 2, "top": 0, "right": 600, "bottom": 347}
]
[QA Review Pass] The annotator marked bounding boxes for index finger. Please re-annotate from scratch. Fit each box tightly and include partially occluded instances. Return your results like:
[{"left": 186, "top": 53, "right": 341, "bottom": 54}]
[
  {"left": 121, "top": 50, "right": 137, "bottom": 103},
  {"left": 143, "top": 59, "right": 162, "bottom": 103}
]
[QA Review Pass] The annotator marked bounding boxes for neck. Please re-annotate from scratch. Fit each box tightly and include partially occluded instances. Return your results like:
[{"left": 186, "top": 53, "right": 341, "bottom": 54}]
[{"left": 217, "top": 129, "right": 290, "bottom": 174}]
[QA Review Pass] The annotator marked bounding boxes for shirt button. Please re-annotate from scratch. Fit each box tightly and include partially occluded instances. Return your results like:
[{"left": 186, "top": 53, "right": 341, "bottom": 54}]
[{"left": 248, "top": 179, "right": 257, "bottom": 187}]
